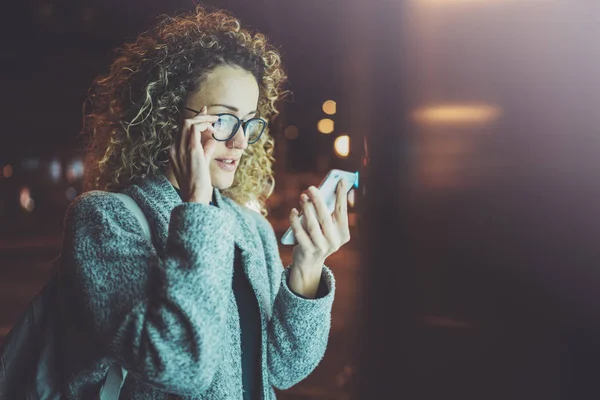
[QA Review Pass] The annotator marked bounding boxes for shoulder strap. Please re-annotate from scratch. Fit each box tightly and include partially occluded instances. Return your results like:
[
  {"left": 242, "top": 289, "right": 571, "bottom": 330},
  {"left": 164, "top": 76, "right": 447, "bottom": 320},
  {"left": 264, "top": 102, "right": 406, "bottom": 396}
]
[
  {"left": 111, "top": 192, "right": 151, "bottom": 241},
  {"left": 98, "top": 192, "right": 150, "bottom": 398},
  {"left": 98, "top": 365, "right": 128, "bottom": 400}
]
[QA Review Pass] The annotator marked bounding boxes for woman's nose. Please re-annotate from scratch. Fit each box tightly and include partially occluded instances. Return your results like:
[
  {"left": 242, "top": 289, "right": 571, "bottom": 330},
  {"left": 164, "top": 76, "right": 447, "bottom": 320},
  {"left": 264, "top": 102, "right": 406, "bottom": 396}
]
[{"left": 227, "top": 125, "right": 249, "bottom": 150}]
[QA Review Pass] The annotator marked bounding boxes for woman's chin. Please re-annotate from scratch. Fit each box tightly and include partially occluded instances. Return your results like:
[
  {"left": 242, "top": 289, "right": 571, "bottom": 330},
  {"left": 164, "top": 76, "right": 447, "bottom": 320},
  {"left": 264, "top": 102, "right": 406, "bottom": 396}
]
[{"left": 211, "top": 176, "right": 235, "bottom": 191}]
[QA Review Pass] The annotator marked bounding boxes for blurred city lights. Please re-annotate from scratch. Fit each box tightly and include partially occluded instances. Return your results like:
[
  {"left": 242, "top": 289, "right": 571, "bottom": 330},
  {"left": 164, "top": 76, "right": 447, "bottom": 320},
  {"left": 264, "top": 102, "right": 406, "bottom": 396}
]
[
  {"left": 412, "top": 104, "right": 502, "bottom": 126},
  {"left": 2, "top": 164, "right": 12, "bottom": 178},
  {"left": 348, "top": 189, "right": 356, "bottom": 208},
  {"left": 19, "top": 187, "right": 35, "bottom": 212},
  {"left": 317, "top": 118, "right": 335, "bottom": 134},
  {"left": 21, "top": 158, "right": 40, "bottom": 171},
  {"left": 334, "top": 135, "right": 350, "bottom": 158},
  {"left": 322, "top": 100, "right": 337, "bottom": 115},
  {"left": 66, "top": 187, "right": 78, "bottom": 201},
  {"left": 48, "top": 158, "right": 62, "bottom": 182},
  {"left": 66, "top": 158, "right": 85, "bottom": 183},
  {"left": 284, "top": 125, "right": 300, "bottom": 140}
]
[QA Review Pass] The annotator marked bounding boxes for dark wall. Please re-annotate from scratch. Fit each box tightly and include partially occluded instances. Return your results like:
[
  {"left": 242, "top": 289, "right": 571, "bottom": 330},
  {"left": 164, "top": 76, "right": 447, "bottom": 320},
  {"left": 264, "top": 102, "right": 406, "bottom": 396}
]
[{"left": 359, "top": 1, "right": 600, "bottom": 399}]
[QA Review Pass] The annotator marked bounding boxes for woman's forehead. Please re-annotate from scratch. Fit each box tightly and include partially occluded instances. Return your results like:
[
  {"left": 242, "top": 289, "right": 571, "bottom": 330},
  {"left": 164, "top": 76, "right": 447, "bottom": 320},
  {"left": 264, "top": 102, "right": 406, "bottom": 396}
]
[{"left": 191, "top": 65, "right": 259, "bottom": 112}]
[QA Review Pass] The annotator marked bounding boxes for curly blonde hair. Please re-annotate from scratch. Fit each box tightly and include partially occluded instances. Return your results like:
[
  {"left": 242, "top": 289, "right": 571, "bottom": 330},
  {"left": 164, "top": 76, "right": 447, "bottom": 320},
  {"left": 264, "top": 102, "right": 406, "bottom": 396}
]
[{"left": 82, "top": 5, "right": 287, "bottom": 214}]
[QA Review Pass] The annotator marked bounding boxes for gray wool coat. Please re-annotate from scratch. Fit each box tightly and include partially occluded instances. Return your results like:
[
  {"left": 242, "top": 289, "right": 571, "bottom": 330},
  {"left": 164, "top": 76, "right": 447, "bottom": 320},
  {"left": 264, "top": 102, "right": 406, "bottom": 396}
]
[{"left": 57, "top": 173, "right": 336, "bottom": 399}]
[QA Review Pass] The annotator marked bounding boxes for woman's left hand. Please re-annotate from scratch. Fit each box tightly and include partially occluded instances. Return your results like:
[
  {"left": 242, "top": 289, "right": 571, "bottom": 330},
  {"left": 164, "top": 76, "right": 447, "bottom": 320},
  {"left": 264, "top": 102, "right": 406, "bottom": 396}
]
[{"left": 288, "top": 180, "right": 351, "bottom": 298}]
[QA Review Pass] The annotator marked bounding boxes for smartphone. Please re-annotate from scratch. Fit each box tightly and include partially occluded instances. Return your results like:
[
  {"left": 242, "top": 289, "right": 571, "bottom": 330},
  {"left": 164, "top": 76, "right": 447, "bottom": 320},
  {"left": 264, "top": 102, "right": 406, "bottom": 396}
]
[{"left": 280, "top": 169, "right": 359, "bottom": 245}]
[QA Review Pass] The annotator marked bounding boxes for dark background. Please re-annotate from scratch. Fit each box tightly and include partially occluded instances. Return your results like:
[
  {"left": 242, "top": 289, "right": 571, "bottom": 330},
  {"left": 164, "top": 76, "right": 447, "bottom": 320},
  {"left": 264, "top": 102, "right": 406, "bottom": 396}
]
[{"left": 0, "top": 0, "right": 348, "bottom": 160}]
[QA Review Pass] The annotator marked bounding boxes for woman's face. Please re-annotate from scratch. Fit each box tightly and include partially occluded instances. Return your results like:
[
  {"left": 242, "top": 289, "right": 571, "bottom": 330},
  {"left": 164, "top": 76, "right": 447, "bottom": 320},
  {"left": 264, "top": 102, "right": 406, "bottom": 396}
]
[{"left": 183, "top": 64, "right": 260, "bottom": 190}]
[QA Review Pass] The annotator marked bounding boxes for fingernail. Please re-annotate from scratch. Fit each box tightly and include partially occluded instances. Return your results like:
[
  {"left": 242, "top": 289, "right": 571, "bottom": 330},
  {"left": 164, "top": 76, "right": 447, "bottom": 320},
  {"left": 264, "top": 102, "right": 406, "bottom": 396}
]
[
  {"left": 291, "top": 208, "right": 298, "bottom": 215},
  {"left": 201, "top": 106, "right": 207, "bottom": 113},
  {"left": 301, "top": 194, "right": 309, "bottom": 202}
]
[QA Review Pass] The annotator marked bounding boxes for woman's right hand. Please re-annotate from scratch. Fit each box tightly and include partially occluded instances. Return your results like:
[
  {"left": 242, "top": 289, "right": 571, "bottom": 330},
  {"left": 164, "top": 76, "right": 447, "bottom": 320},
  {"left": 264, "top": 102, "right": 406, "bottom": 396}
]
[{"left": 169, "top": 106, "right": 219, "bottom": 204}]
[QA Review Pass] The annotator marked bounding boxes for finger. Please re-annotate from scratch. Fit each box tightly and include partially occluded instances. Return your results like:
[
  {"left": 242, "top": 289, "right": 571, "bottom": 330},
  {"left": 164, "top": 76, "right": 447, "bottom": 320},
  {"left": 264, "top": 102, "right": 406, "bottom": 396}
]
[
  {"left": 334, "top": 180, "right": 349, "bottom": 227},
  {"left": 187, "top": 129, "right": 203, "bottom": 176},
  {"left": 190, "top": 106, "right": 218, "bottom": 137},
  {"left": 190, "top": 105, "right": 219, "bottom": 123},
  {"left": 306, "top": 186, "right": 337, "bottom": 240},
  {"left": 289, "top": 208, "right": 312, "bottom": 248},
  {"left": 181, "top": 106, "right": 217, "bottom": 152},
  {"left": 334, "top": 180, "right": 351, "bottom": 242},
  {"left": 190, "top": 121, "right": 217, "bottom": 138},
  {"left": 180, "top": 107, "right": 209, "bottom": 155},
  {"left": 180, "top": 123, "right": 203, "bottom": 161},
  {"left": 203, "top": 138, "right": 217, "bottom": 162},
  {"left": 188, "top": 121, "right": 216, "bottom": 152},
  {"left": 189, "top": 112, "right": 219, "bottom": 123},
  {"left": 301, "top": 194, "right": 327, "bottom": 248}
]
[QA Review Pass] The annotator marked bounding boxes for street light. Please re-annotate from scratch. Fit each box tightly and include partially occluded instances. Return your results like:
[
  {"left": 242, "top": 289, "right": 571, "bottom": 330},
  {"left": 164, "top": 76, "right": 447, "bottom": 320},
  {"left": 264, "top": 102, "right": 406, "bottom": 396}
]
[
  {"left": 334, "top": 135, "right": 350, "bottom": 158},
  {"left": 317, "top": 118, "right": 335, "bottom": 134},
  {"left": 322, "top": 100, "right": 337, "bottom": 115}
]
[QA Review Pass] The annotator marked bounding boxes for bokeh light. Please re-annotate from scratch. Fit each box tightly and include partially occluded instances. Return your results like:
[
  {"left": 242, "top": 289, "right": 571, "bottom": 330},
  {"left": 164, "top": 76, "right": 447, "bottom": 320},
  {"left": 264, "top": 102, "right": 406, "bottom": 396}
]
[
  {"left": 334, "top": 135, "right": 350, "bottom": 158},
  {"left": 2, "top": 164, "right": 13, "bottom": 178},
  {"left": 48, "top": 158, "right": 62, "bottom": 182},
  {"left": 19, "top": 187, "right": 35, "bottom": 212},
  {"left": 412, "top": 104, "right": 502, "bottom": 126},
  {"left": 284, "top": 125, "right": 300, "bottom": 140},
  {"left": 322, "top": 100, "right": 337, "bottom": 115},
  {"left": 317, "top": 118, "right": 335, "bottom": 134}
]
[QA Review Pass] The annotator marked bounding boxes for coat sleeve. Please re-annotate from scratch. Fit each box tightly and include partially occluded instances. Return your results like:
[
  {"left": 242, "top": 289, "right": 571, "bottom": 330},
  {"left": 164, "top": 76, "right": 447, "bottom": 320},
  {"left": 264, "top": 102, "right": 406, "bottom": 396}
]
[
  {"left": 60, "top": 191, "right": 236, "bottom": 396},
  {"left": 267, "top": 266, "right": 335, "bottom": 389},
  {"left": 251, "top": 213, "right": 336, "bottom": 390}
]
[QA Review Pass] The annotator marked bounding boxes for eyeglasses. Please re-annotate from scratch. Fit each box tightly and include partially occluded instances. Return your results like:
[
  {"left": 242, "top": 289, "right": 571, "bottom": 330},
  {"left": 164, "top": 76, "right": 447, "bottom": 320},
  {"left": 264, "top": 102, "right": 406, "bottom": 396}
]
[{"left": 183, "top": 107, "right": 267, "bottom": 144}]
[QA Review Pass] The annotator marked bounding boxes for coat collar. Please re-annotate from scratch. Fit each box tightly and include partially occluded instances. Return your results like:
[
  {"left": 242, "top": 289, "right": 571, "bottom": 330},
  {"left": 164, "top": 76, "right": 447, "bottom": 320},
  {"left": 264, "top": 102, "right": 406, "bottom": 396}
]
[
  {"left": 122, "top": 173, "right": 271, "bottom": 312},
  {"left": 123, "top": 173, "right": 259, "bottom": 253}
]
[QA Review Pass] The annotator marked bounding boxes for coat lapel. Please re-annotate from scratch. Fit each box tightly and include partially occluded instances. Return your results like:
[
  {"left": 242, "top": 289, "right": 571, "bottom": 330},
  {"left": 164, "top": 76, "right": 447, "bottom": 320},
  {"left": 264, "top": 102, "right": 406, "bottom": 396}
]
[
  {"left": 125, "top": 174, "right": 272, "bottom": 318},
  {"left": 214, "top": 190, "right": 272, "bottom": 318},
  {"left": 123, "top": 174, "right": 181, "bottom": 253}
]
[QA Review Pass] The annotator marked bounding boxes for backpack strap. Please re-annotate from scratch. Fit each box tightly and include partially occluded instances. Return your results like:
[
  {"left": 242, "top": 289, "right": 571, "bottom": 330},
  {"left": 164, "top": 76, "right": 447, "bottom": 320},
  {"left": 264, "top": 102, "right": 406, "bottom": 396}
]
[
  {"left": 98, "top": 364, "right": 128, "bottom": 400},
  {"left": 112, "top": 192, "right": 151, "bottom": 242},
  {"left": 98, "top": 192, "right": 150, "bottom": 399}
]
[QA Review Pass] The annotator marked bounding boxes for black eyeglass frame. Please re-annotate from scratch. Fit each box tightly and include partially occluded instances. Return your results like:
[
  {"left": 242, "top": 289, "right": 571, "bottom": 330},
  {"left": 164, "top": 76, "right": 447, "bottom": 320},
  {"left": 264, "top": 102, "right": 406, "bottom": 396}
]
[{"left": 183, "top": 107, "right": 267, "bottom": 144}]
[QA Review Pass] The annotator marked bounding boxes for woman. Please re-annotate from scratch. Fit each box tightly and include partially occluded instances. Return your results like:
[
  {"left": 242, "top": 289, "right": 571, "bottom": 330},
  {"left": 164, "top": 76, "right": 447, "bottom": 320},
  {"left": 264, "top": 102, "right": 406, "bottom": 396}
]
[{"left": 57, "top": 5, "right": 351, "bottom": 400}]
